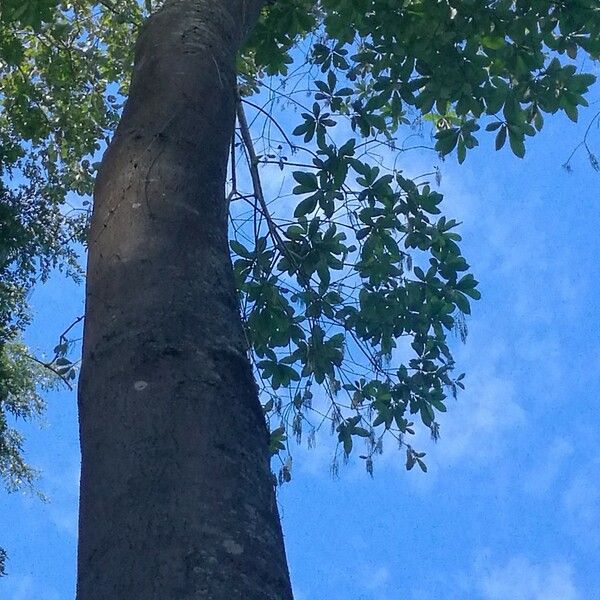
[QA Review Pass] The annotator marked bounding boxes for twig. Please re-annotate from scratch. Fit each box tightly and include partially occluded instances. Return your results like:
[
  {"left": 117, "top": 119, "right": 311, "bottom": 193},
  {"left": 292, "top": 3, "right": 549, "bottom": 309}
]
[
  {"left": 236, "top": 97, "right": 286, "bottom": 251},
  {"left": 227, "top": 131, "right": 238, "bottom": 204},
  {"left": 259, "top": 160, "right": 318, "bottom": 169},
  {"left": 28, "top": 315, "right": 85, "bottom": 391},
  {"left": 25, "top": 354, "right": 74, "bottom": 391},
  {"left": 241, "top": 98, "right": 298, "bottom": 151},
  {"left": 563, "top": 109, "right": 600, "bottom": 171},
  {"left": 98, "top": 0, "right": 119, "bottom": 15},
  {"left": 58, "top": 315, "right": 84, "bottom": 343}
]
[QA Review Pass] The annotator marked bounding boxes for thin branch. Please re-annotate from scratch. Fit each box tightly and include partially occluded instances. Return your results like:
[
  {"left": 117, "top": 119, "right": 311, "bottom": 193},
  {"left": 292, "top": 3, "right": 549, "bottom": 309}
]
[
  {"left": 26, "top": 315, "right": 85, "bottom": 391},
  {"left": 25, "top": 354, "right": 74, "bottom": 391},
  {"left": 241, "top": 97, "right": 298, "bottom": 151},
  {"left": 236, "top": 97, "right": 285, "bottom": 252},
  {"left": 227, "top": 131, "right": 238, "bottom": 204},
  {"left": 59, "top": 315, "right": 84, "bottom": 342},
  {"left": 563, "top": 109, "right": 600, "bottom": 171},
  {"left": 97, "top": 0, "right": 119, "bottom": 15},
  {"left": 259, "top": 159, "right": 318, "bottom": 169}
]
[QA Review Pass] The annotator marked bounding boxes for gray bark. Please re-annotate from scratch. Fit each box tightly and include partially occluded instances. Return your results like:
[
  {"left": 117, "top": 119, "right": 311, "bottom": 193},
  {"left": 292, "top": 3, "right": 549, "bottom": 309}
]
[{"left": 76, "top": 1, "right": 293, "bottom": 598}]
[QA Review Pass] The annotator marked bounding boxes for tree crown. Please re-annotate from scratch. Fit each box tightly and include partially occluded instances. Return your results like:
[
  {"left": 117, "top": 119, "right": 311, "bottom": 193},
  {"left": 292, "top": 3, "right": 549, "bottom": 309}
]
[{"left": 0, "top": 0, "right": 598, "bottom": 502}]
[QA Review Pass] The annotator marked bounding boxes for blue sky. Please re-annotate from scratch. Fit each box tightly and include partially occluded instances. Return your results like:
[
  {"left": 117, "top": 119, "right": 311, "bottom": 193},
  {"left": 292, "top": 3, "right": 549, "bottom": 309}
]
[{"left": 1, "top": 87, "right": 600, "bottom": 599}]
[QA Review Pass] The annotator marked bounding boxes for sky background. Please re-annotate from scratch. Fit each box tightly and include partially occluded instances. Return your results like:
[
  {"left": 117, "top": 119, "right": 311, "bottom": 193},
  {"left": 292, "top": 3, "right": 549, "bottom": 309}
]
[{"left": 1, "top": 80, "right": 600, "bottom": 599}]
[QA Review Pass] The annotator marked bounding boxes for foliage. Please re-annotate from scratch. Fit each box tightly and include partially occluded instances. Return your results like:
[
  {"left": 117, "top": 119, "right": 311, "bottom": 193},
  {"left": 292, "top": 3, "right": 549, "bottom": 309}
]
[
  {"left": 0, "top": 340, "right": 54, "bottom": 493},
  {"left": 237, "top": 0, "right": 599, "bottom": 479},
  {"left": 0, "top": 338, "right": 60, "bottom": 576},
  {"left": 0, "top": 0, "right": 598, "bottom": 494},
  {"left": 0, "top": 180, "right": 83, "bottom": 341}
]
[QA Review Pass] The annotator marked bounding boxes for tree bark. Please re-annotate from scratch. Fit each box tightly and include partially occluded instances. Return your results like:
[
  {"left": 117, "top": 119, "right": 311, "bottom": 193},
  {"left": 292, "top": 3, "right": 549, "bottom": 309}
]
[{"left": 76, "top": 1, "right": 293, "bottom": 598}]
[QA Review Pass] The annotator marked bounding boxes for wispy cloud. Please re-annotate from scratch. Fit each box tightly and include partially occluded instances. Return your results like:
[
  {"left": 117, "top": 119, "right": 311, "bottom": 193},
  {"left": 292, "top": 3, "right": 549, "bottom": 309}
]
[
  {"left": 523, "top": 437, "right": 574, "bottom": 497},
  {"left": 476, "top": 556, "right": 581, "bottom": 600},
  {"left": 363, "top": 565, "right": 390, "bottom": 591},
  {"left": 437, "top": 359, "right": 526, "bottom": 467},
  {"left": 562, "top": 454, "right": 600, "bottom": 546}
]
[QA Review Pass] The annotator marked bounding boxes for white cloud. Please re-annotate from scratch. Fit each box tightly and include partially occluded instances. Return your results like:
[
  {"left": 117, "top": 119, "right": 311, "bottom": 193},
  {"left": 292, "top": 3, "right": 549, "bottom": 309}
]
[
  {"left": 562, "top": 460, "right": 600, "bottom": 544},
  {"left": 399, "top": 333, "right": 527, "bottom": 477},
  {"left": 291, "top": 435, "right": 336, "bottom": 478},
  {"left": 437, "top": 364, "right": 525, "bottom": 466},
  {"left": 287, "top": 332, "right": 527, "bottom": 488},
  {"left": 523, "top": 437, "right": 574, "bottom": 496},
  {"left": 564, "top": 474, "right": 597, "bottom": 519},
  {"left": 363, "top": 565, "right": 390, "bottom": 591},
  {"left": 477, "top": 556, "right": 581, "bottom": 600}
]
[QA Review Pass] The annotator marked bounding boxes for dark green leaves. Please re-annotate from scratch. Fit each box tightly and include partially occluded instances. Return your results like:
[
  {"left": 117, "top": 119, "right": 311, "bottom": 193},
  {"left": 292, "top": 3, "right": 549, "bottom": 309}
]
[
  {"left": 309, "top": 1, "right": 599, "bottom": 161},
  {"left": 277, "top": 13, "right": 598, "bottom": 452},
  {"left": 294, "top": 196, "right": 319, "bottom": 218},
  {"left": 258, "top": 359, "right": 301, "bottom": 390},
  {"left": 269, "top": 426, "right": 287, "bottom": 456},
  {"left": 292, "top": 102, "right": 337, "bottom": 143},
  {"left": 435, "top": 128, "right": 460, "bottom": 155},
  {"left": 235, "top": 106, "right": 481, "bottom": 474},
  {"left": 337, "top": 416, "right": 370, "bottom": 457},
  {"left": 293, "top": 171, "right": 318, "bottom": 192},
  {"left": 245, "top": 0, "right": 316, "bottom": 76},
  {"left": 508, "top": 127, "right": 526, "bottom": 158},
  {"left": 406, "top": 448, "right": 427, "bottom": 473},
  {"left": 494, "top": 124, "right": 507, "bottom": 151},
  {"left": 292, "top": 171, "right": 320, "bottom": 217},
  {"left": 0, "top": 340, "right": 53, "bottom": 492},
  {"left": 0, "top": 0, "right": 58, "bottom": 30}
]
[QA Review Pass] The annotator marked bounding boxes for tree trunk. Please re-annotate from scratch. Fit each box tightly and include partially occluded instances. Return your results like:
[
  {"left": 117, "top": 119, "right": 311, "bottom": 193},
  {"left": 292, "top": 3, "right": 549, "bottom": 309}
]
[{"left": 76, "top": 1, "right": 293, "bottom": 598}]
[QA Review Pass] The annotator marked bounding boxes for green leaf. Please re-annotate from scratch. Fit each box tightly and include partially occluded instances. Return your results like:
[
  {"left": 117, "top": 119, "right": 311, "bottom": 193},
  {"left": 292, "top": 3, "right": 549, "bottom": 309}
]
[
  {"left": 294, "top": 195, "right": 319, "bottom": 217},
  {"left": 416, "top": 458, "right": 428, "bottom": 473},
  {"left": 482, "top": 36, "right": 505, "bottom": 50},
  {"left": 452, "top": 292, "right": 471, "bottom": 315},
  {"left": 230, "top": 240, "right": 253, "bottom": 258},
  {"left": 293, "top": 171, "right": 319, "bottom": 191},
  {"left": 406, "top": 449, "right": 415, "bottom": 471},
  {"left": 508, "top": 131, "right": 525, "bottom": 158},
  {"left": 269, "top": 427, "right": 287, "bottom": 456},
  {"left": 435, "top": 128, "right": 460, "bottom": 155},
  {"left": 495, "top": 125, "right": 507, "bottom": 151}
]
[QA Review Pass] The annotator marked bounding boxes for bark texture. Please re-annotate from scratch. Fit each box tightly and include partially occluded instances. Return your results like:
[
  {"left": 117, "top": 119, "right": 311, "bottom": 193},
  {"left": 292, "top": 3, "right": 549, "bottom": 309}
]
[{"left": 77, "top": 1, "right": 293, "bottom": 598}]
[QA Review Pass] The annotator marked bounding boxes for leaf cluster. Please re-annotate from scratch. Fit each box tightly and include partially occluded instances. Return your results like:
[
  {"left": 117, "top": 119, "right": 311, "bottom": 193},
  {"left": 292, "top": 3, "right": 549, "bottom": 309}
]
[
  {"left": 231, "top": 0, "right": 599, "bottom": 477},
  {"left": 232, "top": 132, "right": 476, "bottom": 475},
  {"left": 0, "top": 340, "right": 55, "bottom": 493}
]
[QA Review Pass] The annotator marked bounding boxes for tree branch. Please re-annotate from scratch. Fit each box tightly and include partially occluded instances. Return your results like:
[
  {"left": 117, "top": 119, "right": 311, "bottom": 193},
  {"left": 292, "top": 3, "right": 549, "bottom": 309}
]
[
  {"left": 236, "top": 96, "right": 285, "bottom": 251},
  {"left": 241, "top": 97, "right": 297, "bottom": 152},
  {"left": 25, "top": 354, "right": 74, "bottom": 391}
]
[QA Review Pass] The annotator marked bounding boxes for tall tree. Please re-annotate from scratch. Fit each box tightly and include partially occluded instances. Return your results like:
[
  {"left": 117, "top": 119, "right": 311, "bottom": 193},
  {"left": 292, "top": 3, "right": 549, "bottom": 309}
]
[
  {"left": 78, "top": 1, "right": 294, "bottom": 597},
  {"left": 0, "top": 0, "right": 598, "bottom": 595}
]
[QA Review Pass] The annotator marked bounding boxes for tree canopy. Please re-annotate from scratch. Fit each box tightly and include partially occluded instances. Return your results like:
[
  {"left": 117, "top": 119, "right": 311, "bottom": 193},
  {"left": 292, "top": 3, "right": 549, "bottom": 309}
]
[{"left": 0, "top": 0, "right": 599, "bottom": 574}]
